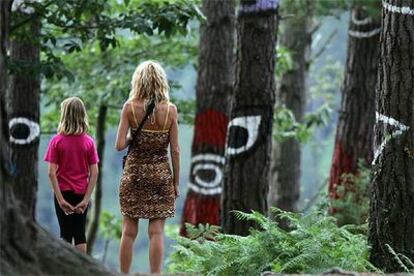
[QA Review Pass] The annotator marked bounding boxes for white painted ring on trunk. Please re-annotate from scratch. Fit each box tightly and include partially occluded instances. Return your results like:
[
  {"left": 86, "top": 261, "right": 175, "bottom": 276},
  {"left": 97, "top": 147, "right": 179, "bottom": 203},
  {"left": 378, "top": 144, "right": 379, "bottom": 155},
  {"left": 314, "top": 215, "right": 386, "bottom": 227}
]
[
  {"left": 383, "top": 1, "right": 414, "bottom": 15},
  {"left": 9, "top": 117, "right": 40, "bottom": 145}
]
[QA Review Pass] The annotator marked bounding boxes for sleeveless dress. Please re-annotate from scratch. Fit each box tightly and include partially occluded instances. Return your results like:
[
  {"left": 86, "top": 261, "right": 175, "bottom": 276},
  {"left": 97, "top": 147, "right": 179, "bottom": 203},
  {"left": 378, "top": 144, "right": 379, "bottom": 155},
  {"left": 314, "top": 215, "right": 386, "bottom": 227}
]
[{"left": 119, "top": 102, "right": 175, "bottom": 219}]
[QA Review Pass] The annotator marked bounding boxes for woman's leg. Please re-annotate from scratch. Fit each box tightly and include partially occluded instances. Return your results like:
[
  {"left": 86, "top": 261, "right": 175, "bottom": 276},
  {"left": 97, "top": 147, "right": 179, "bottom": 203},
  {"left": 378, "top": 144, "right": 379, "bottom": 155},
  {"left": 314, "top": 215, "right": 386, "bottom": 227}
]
[
  {"left": 119, "top": 215, "right": 139, "bottom": 274},
  {"left": 148, "top": 218, "right": 166, "bottom": 274}
]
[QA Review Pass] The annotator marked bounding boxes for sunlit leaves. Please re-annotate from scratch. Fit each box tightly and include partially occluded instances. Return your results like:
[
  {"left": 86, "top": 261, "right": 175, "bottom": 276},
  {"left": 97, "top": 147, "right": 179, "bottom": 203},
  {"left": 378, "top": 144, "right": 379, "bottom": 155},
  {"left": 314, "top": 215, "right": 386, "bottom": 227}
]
[{"left": 273, "top": 103, "right": 332, "bottom": 143}]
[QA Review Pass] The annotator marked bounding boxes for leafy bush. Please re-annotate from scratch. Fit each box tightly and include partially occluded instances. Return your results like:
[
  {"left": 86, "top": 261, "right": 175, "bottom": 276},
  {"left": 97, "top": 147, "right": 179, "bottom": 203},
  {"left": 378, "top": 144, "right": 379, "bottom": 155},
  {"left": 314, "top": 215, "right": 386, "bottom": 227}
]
[
  {"left": 167, "top": 208, "right": 378, "bottom": 275},
  {"left": 330, "top": 160, "right": 371, "bottom": 227}
]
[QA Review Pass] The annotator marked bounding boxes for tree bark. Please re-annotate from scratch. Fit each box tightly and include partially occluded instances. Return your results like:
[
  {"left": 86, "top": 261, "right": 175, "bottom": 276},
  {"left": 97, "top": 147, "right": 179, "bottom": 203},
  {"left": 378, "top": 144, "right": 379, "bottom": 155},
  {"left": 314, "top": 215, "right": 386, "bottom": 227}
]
[
  {"left": 369, "top": 0, "right": 414, "bottom": 272},
  {"left": 328, "top": 8, "right": 380, "bottom": 208},
  {"left": 86, "top": 104, "right": 107, "bottom": 253},
  {"left": 222, "top": 0, "right": 279, "bottom": 236},
  {"left": 269, "top": 1, "right": 313, "bottom": 215},
  {"left": 7, "top": 7, "right": 41, "bottom": 218},
  {"left": 1, "top": 3, "right": 114, "bottom": 275},
  {"left": 180, "top": 0, "right": 235, "bottom": 236}
]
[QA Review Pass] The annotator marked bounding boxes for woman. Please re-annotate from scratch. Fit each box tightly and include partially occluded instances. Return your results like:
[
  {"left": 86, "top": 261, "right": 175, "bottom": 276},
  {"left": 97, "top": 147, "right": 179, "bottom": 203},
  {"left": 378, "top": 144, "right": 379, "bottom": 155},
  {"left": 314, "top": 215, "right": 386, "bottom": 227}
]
[{"left": 115, "top": 60, "right": 180, "bottom": 274}]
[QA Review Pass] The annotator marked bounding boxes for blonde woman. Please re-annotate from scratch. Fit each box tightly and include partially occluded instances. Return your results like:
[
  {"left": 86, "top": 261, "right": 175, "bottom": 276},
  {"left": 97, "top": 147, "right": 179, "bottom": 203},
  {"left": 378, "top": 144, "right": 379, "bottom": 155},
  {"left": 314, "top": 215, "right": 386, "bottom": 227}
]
[
  {"left": 44, "top": 97, "right": 99, "bottom": 253},
  {"left": 115, "top": 60, "right": 180, "bottom": 274}
]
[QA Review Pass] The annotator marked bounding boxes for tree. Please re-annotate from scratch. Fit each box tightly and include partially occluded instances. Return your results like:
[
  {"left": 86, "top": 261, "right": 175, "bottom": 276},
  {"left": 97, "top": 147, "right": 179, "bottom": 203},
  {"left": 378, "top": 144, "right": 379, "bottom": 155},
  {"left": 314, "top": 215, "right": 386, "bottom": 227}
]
[
  {"left": 222, "top": 0, "right": 279, "bottom": 236},
  {"left": 6, "top": 4, "right": 41, "bottom": 218},
  {"left": 328, "top": 6, "right": 380, "bottom": 223},
  {"left": 369, "top": 0, "right": 414, "bottom": 271},
  {"left": 269, "top": 0, "right": 314, "bottom": 216},
  {"left": 0, "top": 2, "right": 114, "bottom": 274},
  {"left": 179, "top": 0, "right": 235, "bottom": 236}
]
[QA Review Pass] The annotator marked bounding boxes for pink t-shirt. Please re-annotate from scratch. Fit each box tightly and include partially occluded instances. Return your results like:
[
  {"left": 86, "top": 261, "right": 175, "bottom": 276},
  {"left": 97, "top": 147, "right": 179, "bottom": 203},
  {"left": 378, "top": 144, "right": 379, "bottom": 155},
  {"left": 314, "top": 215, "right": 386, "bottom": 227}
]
[{"left": 44, "top": 133, "right": 99, "bottom": 194}]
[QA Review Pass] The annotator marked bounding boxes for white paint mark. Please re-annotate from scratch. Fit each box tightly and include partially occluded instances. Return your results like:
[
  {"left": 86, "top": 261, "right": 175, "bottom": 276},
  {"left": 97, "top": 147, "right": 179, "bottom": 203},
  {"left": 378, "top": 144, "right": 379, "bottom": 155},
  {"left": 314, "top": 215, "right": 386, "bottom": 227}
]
[
  {"left": 373, "top": 112, "right": 410, "bottom": 164},
  {"left": 383, "top": 0, "right": 414, "bottom": 15},
  {"left": 189, "top": 153, "right": 224, "bottom": 195},
  {"left": 192, "top": 154, "right": 225, "bottom": 164},
  {"left": 351, "top": 13, "right": 372, "bottom": 25},
  {"left": 9, "top": 117, "right": 40, "bottom": 145},
  {"left": 188, "top": 182, "right": 222, "bottom": 195},
  {"left": 193, "top": 164, "right": 223, "bottom": 188},
  {"left": 348, "top": 28, "right": 381, "bottom": 38},
  {"left": 227, "top": 115, "right": 261, "bottom": 156}
]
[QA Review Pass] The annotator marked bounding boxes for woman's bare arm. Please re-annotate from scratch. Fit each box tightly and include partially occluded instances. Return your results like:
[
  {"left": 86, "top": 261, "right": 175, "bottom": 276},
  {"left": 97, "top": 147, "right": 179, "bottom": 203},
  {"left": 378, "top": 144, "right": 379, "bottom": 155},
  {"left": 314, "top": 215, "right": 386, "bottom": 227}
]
[
  {"left": 169, "top": 104, "right": 180, "bottom": 197},
  {"left": 115, "top": 102, "right": 130, "bottom": 151}
]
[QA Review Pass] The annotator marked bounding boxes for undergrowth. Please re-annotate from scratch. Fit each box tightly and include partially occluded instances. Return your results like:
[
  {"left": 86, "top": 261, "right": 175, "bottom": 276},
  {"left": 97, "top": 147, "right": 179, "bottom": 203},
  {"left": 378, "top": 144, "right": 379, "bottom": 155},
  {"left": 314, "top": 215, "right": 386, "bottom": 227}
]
[{"left": 167, "top": 208, "right": 378, "bottom": 275}]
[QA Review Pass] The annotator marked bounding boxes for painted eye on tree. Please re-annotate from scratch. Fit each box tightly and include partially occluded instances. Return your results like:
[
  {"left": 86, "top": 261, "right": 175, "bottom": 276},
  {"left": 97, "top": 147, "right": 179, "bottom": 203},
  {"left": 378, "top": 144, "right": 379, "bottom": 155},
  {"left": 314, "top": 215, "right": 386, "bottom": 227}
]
[
  {"left": 227, "top": 115, "right": 261, "bottom": 156},
  {"left": 188, "top": 153, "right": 225, "bottom": 195},
  {"left": 9, "top": 117, "right": 40, "bottom": 145}
]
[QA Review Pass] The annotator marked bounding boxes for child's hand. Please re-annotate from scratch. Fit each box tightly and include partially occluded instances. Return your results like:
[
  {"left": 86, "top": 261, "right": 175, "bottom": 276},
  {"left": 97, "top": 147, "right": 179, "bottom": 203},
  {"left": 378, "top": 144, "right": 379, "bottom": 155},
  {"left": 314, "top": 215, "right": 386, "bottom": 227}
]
[
  {"left": 75, "top": 200, "right": 89, "bottom": 214},
  {"left": 59, "top": 200, "right": 75, "bottom": 215}
]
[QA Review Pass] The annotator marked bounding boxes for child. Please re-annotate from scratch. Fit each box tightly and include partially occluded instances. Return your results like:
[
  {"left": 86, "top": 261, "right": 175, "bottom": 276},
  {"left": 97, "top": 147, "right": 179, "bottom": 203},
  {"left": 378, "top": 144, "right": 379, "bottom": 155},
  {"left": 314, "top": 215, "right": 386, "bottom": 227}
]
[{"left": 44, "top": 96, "right": 99, "bottom": 253}]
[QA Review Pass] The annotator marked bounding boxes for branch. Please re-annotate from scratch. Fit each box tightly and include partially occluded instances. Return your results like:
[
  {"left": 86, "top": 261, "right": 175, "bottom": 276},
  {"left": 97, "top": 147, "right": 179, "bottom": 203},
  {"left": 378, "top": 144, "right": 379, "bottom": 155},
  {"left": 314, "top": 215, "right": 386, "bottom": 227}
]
[
  {"left": 309, "top": 29, "right": 337, "bottom": 64},
  {"left": 10, "top": 0, "right": 54, "bottom": 32}
]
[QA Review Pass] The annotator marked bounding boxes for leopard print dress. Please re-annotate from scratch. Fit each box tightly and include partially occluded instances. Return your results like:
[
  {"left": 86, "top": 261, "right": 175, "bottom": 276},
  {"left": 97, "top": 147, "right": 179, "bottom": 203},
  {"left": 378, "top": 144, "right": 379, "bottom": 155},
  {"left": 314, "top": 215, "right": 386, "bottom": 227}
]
[{"left": 119, "top": 104, "right": 175, "bottom": 219}]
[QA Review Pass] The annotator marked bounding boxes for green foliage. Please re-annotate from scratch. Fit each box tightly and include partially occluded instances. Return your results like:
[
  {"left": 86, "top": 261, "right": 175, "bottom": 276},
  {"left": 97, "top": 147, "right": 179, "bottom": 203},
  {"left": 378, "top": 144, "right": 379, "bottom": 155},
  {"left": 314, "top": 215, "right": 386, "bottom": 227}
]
[
  {"left": 330, "top": 160, "right": 371, "bottom": 227},
  {"left": 10, "top": 0, "right": 202, "bottom": 80},
  {"left": 167, "top": 209, "right": 378, "bottom": 275},
  {"left": 275, "top": 46, "right": 293, "bottom": 78},
  {"left": 309, "top": 59, "right": 343, "bottom": 105},
  {"left": 99, "top": 210, "right": 122, "bottom": 241},
  {"left": 273, "top": 103, "right": 332, "bottom": 143},
  {"left": 99, "top": 210, "right": 122, "bottom": 263},
  {"left": 184, "top": 223, "right": 221, "bottom": 242}
]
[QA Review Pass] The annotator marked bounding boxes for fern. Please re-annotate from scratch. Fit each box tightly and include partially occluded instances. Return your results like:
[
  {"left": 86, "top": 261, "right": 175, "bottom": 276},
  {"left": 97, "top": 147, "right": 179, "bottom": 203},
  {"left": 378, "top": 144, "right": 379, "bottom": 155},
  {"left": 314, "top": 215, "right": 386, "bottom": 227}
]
[{"left": 167, "top": 208, "right": 378, "bottom": 275}]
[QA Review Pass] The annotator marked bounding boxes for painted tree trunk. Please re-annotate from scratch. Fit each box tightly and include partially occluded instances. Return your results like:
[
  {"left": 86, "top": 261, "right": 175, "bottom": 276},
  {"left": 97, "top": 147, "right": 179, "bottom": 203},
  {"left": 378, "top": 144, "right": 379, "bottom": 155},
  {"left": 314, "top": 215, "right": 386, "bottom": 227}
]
[
  {"left": 222, "top": 0, "right": 279, "bottom": 236},
  {"left": 179, "top": 0, "right": 235, "bottom": 236},
  {"left": 7, "top": 9, "right": 41, "bottom": 218},
  {"left": 269, "top": 1, "right": 313, "bottom": 215},
  {"left": 369, "top": 0, "right": 414, "bottom": 271},
  {"left": 0, "top": 4, "right": 113, "bottom": 275},
  {"left": 328, "top": 8, "right": 380, "bottom": 205},
  {"left": 86, "top": 104, "right": 107, "bottom": 253}
]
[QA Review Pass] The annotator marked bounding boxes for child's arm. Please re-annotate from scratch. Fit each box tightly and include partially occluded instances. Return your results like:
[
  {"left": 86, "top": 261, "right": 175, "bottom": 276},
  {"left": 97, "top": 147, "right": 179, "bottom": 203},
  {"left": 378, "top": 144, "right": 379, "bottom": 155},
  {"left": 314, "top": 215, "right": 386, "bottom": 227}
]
[
  {"left": 48, "top": 163, "right": 74, "bottom": 215},
  {"left": 75, "top": 164, "right": 98, "bottom": 214}
]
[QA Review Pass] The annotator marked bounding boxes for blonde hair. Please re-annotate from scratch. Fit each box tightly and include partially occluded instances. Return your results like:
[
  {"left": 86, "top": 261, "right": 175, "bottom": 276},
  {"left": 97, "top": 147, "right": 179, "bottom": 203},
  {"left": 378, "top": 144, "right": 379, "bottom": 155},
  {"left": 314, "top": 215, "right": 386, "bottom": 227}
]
[
  {"left": 129, "top": 60, "right": 170, "bottom": 106},
  {"left": 57, "top": 97, "right": 89, "bottom": 135}
]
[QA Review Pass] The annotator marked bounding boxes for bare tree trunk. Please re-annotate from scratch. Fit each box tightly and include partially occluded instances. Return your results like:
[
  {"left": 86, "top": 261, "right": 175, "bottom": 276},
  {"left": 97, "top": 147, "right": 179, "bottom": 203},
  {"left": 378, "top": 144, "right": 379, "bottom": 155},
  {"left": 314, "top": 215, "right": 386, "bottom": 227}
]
[
  {"left": 86, "top": 104, "right": 107, "bottom": 253},
  {"left": 7, "top": 7, "right": 41, "bottom": 218},
  {"left": 222, "top": 0, "right": 279, "bottom": 236},
  {"left": 369, "top": 0, "right": 414, "bottom": 271},
  {"left": 269, "top": 1, "right": 313, "bottom": 216},
  {"left": 179, "top": 0, "right": 235, "bottom": 236},
  {"left": 328, "top": 7, "right": 380, "bottom": 218},
  {"left": 1, "top": 4, "right": 114, "bottom": 275}
]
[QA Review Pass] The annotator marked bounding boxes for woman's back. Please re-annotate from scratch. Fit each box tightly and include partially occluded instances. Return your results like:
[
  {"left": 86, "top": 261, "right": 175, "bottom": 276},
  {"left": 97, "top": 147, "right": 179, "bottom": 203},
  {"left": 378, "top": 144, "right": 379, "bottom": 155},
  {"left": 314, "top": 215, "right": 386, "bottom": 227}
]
[{"left": 128, "top": 100, "right": 172, "bottom": 132}]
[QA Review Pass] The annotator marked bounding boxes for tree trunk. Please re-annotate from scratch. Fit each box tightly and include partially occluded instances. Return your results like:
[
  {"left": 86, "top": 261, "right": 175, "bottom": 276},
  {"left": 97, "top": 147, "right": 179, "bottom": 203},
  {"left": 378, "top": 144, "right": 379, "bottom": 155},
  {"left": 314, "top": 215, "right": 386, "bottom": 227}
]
[
  {"left": 179, "top": 0, "right": 235, "bottom": 236},
  {"left": 86, "top": 104, "right": 107, "bottom": 253},
  {"left": 222, "top": 0, "right": 279, "bottom": 236},
  {"left": 328, "top": 8, "right": 380, "bottom": 208},
  {"left": 1, "top": 4, "right": 114, "bottom": 275},
  {"left": 269, "top": 1, "right": 313, "bottom": 215},
  {"left": 369, "top": 0, "right": 414, "bottom": 272},
  {"left": 7, "top": 7, "right": 41, "bottom": 218}
]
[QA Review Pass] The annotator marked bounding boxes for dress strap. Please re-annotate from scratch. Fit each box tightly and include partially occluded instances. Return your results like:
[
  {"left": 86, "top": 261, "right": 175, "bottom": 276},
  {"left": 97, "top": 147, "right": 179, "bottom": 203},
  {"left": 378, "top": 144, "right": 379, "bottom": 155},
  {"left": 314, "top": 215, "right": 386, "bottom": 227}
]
[
  {"left": 162, "top": 104, "right": 170, "bottom": 130},
  {"left": 130, "top": 101, "right": 139, "bottom": 127}
]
